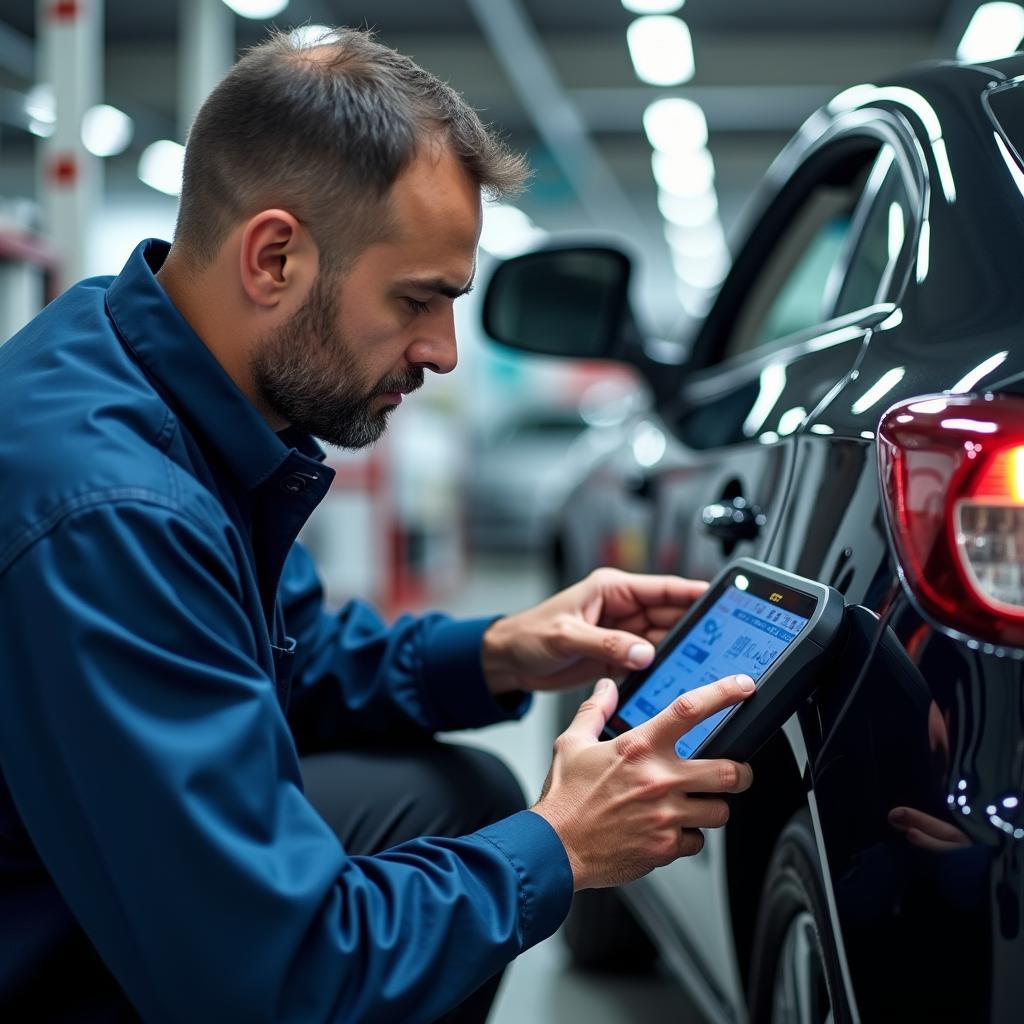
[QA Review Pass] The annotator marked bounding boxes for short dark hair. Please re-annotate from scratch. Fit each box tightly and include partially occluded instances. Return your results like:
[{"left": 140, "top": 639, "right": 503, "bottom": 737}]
[{"left": 173, "top": 27, "right": 528, "bottom": 270}]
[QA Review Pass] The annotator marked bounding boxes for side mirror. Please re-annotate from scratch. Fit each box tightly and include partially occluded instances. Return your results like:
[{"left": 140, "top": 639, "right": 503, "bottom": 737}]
[{"left": 482, "top": 245, "right": 632, "bottom": 360}]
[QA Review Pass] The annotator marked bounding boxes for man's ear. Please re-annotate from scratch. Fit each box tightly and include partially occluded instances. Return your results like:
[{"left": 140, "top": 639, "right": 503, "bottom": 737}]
[{"left": 238, "top": 209, "right": 318, "bottom": 309}]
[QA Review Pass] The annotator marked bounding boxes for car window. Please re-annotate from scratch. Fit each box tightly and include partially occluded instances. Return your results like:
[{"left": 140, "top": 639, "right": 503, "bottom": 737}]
[
  {"left": 984, "top": 79, "right": 1024, "bottom": 164},
  {"left": 722, "top": 154, "right": 876, "bottom": 361},
  {"left": 832, "top": 148, "right": 911, "bottom": 317}
]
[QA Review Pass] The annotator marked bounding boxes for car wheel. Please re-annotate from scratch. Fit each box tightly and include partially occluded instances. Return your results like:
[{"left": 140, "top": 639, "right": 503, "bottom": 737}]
[
  {"left": 561, "top": 887, "right": 658, "bottom": 973},
  {"left": 747, "top": 809, "right": 848, "bottom": 1024}
]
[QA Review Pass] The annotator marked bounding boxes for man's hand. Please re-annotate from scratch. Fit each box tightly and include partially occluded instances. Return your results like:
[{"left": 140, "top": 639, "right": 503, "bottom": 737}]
[
  {"left": 532, "top": 674, "right": 755, "bottom": 890},
  {"left": 482, "top": 567, "right": 708, "bottom": 696},
  {"left": 888, "top": 806, "right": 971, "bottom": 852}
]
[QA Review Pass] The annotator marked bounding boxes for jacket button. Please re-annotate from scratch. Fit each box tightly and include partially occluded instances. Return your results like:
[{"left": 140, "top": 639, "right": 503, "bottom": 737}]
[{"left": 280, "top": 473, "right": 307, "bottom": 494}]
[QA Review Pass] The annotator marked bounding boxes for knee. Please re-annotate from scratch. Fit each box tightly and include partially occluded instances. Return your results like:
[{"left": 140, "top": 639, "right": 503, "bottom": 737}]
[
  {"left": 445, "top": 746, "right": 527, "bottom": 833},
  {"left": 469, "top": 747, "right": 529, "bottom": 820}
]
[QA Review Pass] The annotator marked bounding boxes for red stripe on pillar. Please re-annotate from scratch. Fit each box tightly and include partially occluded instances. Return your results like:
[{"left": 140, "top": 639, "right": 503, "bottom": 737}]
[
  {"left": 48, "top": 155, "right": 78, "bottom": 187},
  {"left": 48, "top": 0, "right": 80, "bottom": 20}
]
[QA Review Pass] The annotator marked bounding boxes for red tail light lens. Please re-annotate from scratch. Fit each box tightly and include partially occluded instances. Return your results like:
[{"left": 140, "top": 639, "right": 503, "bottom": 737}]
[{"left": 878, "top": 394, "right": 1024, "bottom": 649}]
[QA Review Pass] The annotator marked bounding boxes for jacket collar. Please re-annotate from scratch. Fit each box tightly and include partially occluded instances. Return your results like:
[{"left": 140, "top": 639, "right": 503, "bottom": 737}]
[{"left": 105, "top": 239, "right": 325, "bottom": 491}]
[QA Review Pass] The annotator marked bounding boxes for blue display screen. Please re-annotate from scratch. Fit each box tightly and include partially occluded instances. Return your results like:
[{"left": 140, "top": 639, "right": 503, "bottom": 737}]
[{"left": 617, "top": 581, "right": 810, "bottom": 758}]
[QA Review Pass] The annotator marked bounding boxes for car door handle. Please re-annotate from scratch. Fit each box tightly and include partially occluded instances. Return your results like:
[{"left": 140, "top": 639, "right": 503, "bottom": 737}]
[{"left": 701, "top": 497, "right": 767, "bottom": 541}]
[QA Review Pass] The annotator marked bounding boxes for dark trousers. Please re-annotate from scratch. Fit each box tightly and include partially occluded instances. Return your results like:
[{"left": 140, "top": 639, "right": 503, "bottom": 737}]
[{"left": 300, "top": 742, "right": 528, "bottom": 1024}]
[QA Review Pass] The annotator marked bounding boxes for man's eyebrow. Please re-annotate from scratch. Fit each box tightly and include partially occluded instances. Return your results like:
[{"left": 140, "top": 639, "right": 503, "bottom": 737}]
[{"left": 396, "top": 276, "right": 475, "bottom": 299}]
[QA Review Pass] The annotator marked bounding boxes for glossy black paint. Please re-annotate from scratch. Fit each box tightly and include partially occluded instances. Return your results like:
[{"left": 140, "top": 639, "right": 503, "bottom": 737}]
[{"left": 519, "top": 57, "right": 1024, "bottom": 1024}]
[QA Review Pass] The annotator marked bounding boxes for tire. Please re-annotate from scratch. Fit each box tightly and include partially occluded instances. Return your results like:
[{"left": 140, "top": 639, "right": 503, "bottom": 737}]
[
  {"left": 748, "top": 809, "right": 849, "bottom": 1024},
  {"left": 561, "top": 887, "right": 658, "bottom": 973}
]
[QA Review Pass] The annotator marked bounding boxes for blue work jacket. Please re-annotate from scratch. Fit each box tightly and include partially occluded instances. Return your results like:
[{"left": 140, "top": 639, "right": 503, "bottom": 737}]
[{"left": 0, "top": 240, "right": 572, "bottom": 1022}]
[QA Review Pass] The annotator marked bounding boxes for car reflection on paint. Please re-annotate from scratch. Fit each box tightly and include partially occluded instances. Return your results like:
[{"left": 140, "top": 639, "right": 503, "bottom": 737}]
[{"left": 482, "top": 55, "right": 1024, "bottom": 1024}]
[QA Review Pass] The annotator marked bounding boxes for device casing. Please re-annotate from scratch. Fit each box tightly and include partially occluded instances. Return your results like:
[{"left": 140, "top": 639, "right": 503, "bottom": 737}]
[{"left": 603, "top": 557, "right": 846, "bottom": 763}]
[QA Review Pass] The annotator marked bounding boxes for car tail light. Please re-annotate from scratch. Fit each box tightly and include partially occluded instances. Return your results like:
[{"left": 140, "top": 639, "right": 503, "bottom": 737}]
[{"left": 878, "top": 393, "right": 1024, "bottom": 650}]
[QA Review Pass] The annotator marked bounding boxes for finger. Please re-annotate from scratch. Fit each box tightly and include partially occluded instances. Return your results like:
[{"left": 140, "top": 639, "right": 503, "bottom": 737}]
[
  {"left": 555, "top": 619, "right": 656, "bottom": 672},
  {"left": 614, "top": 606, "right": 694, "bottom": 635},
  {"left": 677, "top": 796, "right": 731, "bottom": 830},
  {"left": 888, "top": 807, "right": 969, "bottom": 845},
  {"left": 631, "top": 674, "right": 756, "bottom": 754},
  {"left": 677, "top": 828, "right": 705, "bottom": 858},
  {"left": 589, "top": 570, "right": 710, "bottom": 619},
  {"left": 674, "top": 759, "right": 754, "bottom": 795},
  {"left": 904, "top": 829, "right": 969, "bottom": 853},
  {"left": 560, "top": 678, "right": 619, "bottom": 744}
]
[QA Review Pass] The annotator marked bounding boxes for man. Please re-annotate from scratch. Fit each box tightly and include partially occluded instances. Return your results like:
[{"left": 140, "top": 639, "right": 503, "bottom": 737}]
[{"left": 0, "top": 29, "right": 755, "bottom": 1023}]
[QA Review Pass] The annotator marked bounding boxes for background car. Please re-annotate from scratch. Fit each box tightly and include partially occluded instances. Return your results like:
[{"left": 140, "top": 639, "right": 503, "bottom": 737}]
[
  {"left": 482, "top": 55, "right": 1024, "bottom": 1024},
  {"left": 466, "top": 380, "right": 647, "bottom": 552}
]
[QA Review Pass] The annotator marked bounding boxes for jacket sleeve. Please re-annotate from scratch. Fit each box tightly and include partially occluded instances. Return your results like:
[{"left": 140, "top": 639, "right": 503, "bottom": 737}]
[
  {"left": 0, "top": 499, "right": 572, "bottom": 1024},
  {"left": 280, "top": 541, "right": 530, "bottom": 752}
]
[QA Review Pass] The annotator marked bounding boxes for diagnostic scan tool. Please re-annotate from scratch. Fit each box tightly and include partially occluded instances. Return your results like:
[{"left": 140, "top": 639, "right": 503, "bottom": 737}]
[{"left": 604, "top": 558, "right": 845, "bottom": 762}]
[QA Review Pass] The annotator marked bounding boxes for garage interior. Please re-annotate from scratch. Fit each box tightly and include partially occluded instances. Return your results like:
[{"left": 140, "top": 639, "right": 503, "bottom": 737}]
[{"left": 0, "top": 2, "right": 1019, "bottom": 1022}]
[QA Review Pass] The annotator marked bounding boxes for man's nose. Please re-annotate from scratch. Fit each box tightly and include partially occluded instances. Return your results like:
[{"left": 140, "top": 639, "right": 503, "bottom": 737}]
[{"left": 407, "top": 307, "right": 458, "bottom": 375}]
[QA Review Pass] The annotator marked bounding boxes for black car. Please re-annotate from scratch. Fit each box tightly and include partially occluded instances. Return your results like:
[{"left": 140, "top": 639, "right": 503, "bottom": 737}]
[{"left": 482, "top": 56, "right": 1024, "bottom": 1024}]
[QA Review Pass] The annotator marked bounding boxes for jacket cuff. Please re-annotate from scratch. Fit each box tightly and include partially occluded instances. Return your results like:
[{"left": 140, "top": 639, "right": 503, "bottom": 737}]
[
  {"left": 421, "top": 617, "right": 531, "bottom": 730},
  {"left": 474, "top": 810, "right": 574, "bottom": 951}
]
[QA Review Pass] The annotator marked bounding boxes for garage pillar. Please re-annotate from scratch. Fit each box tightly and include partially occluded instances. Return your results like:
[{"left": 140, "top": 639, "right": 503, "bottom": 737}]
[
  {"left": 36, "top": 0, "right": 103, "bottom": 289},
  {"left": 178, "top": 0, "right": 234, "bottom": 142}
]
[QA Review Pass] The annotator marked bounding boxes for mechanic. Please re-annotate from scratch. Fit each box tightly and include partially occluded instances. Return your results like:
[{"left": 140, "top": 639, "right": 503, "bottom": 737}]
[{"left": 0, "top": 28, "right": 755, "bottom": 1023}]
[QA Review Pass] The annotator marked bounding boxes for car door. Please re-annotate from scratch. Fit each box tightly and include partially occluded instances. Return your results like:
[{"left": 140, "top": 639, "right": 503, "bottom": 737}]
[{"left": 628, "top": 116, "right": 923, "bottom": 1022}]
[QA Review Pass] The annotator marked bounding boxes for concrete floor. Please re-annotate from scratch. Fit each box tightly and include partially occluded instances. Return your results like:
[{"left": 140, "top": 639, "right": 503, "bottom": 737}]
[{"left": 437, "top": 552, "right": 707, "bottom": 1024}]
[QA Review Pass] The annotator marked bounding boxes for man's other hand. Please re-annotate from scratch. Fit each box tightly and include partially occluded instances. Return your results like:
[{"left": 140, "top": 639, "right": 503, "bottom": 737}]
[
  {"left": 482, "top": 567, "right": 707, "bottom": 696},
  {"left": 532, "top": 675, "right": 755, "bottom": 891}
]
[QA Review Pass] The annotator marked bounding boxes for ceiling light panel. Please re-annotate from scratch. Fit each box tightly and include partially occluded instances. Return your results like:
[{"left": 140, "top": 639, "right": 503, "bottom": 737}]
[
  {"left": 652, "top": 148, "right": 715, "bottom": 196},
  {"left": 221, "top": 0, "right": 290, "bottom": 20},
  {"left": 621, "top": 0, "right": 684, "bottom": 13},
  {"left": 81, "top": 105, "right": 134, "bottom": 157},
  {"left": 658, "top": 189, "right": 718, "bottom": 227},
  {"left": 626, "top": 16, "right": 695, "bottom": 86},
  {"left": 957, "top": 2, "right": 1024, "bottom": 62},
  {"left": 138, "top": 140, "right": 185, "bottom": 196},
  {"left": 643, "top": 98, "right": 707, "bottom": 154}
]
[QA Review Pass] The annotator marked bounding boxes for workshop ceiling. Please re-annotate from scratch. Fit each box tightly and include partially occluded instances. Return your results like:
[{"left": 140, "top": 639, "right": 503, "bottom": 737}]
[{"left": 0, "top": 0, "right": 983, "bottom": 328}]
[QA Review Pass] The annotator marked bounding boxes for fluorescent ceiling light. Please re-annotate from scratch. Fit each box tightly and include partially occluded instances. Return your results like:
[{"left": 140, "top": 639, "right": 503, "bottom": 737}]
[
  {"left": 626, "top": 16, "right": 694, "bottom": 86},
  {"left": 658, "top": 188, "right": 717, "bottom": 226},
  {"left": 479, "top": 204, "right": 546, "bottom": 258},
  {"left": 643, "top": 97, "right": 707, "bottom": 154},
  {"left": 957, "top": 2, "right": 1024, "bottom": 62},
  {"left": 622, "top": 0, "right": 684, "bottom": 13},
  {"left": 82, "top": 104, "right": 134, "bottom": 157},
  {"left": 672, "top": 249, "right": 729, "bottom": 289},
  {"left": 652, "top": 148, "right": 714, "bottom": 197},
  {"left": 25, "top": 84, "right": 55, "bottom": 136},
  {"left": 25, "top": 84, "right": 55, "bottom": 125},
  {"left": 221, "top": 0, "right": 289, "bottom": 20},
  {"left": 675, "top": 280, "right": 714, "bottom": 317},
  {"left": 287, "top": 24, "right": 337, "bottom": 47},
  {"left": 665, "top": 220, "right": 726, "bottom": 258},
  {"left": 138, "top": 140, "right": 185, "bottom": 196}
]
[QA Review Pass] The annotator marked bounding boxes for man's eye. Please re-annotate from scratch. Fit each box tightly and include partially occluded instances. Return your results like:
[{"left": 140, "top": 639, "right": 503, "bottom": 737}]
[{"left": 404, "top": 297, "right": 431, "bottom": 315}]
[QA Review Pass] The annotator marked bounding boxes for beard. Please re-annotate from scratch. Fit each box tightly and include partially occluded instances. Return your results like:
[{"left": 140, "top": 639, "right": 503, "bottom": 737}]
[{"left": 250, "top": 274, "right": 423, "bottom": 449}]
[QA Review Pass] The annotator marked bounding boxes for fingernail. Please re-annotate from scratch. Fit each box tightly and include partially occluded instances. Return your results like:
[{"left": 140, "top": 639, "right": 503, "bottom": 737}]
[
  {"left": 595, "top": 678, "right": 613, "bottom": 695},
  {"left": 889, "top": 808, "right": 906, "bottom": 823},
  {"left": 628, "top": 643, "right": 654, "bottom": 668},
  {"left": 736, "top": 675, "right": 756, "bottom": 693}
]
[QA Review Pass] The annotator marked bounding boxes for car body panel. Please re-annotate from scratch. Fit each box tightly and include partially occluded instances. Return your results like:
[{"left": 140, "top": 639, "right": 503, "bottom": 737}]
[{"left": 518, "top": 57, "right": 1024, "bottom": 1024}]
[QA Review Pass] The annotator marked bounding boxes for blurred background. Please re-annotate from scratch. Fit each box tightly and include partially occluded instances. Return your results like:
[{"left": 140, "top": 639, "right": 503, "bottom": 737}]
[{"left": 0, "top": 2, "right": 1014, "bottom": 1019}]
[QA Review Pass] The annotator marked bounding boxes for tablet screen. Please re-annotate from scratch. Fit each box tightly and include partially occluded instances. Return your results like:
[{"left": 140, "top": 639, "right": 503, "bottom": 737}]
[{"left": 615, "top": 576, "right": 811, "bottom": 758}]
